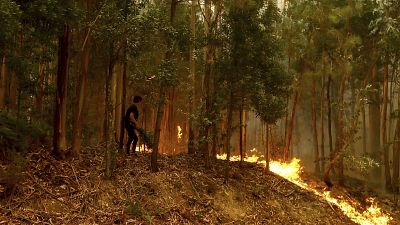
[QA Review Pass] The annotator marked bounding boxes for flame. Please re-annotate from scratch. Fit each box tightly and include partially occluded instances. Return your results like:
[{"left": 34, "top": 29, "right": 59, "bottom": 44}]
[
  {"left": 177, "top": 126, "right": 182, "bottom": 143},
  {"left": 216, "top": 154, "right": 392, "bottom": 225}
]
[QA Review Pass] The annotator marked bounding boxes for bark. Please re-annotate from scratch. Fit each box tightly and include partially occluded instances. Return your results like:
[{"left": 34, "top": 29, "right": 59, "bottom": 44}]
[
  {"left": 0, "top": 56, "right": 6, "bottom": 109},
  {"left": 188, "top": 0, "right": 196, "bottom": 154},
  {"left": 265, "top": 124, "right": 270, "bottom": 172},
  {"left": 151, "top": 0, "right": 178, "bottom": 171},
  {"left": 225, "top": 90, "right": 234, "bottom": 179},
  {"left": 320, "top": 68, "right": 326, "bottom": 171},
  {"left": 151, "top": 87, "right": 166, "bottom": 172},
  {"left": 327, "top": 75, "right": 333, "bottom": 162},
  {"left": 52, "top": 25, "right": 69, "bottom": 160},
  {"left": 119, "top": 54, "right": 127, "bottom": 150},
  {"left": 36, "top": 62, "right": 46, "bottom": 114},
  {"left": 8, "top": 70, "right": 17, "bottom": 110},
  {"left": 199, "top": 0, "right": 212, "bottom": 167},
  {"left": 104, "top": 50, "right": 114, "bottom": 178},
  {"left": 239, "top": 98, "right": 244, "bottom": 163},
  {"left": 284, "top": 61, "right": 304, "bottom": 161},
  {"left": 71, "top": 29, "right": 91, "bottom": 157},
  {"left": 362, "top": 99, "right": 367, "bottom": 154},
  {"left": 382, "top": 63, "right": 391, "bottom": 190},
  {"left": 324, "top": 72, "right": 347, "bottom": 187},
  {"left": 393, "top": 96, "right": 400, "bottom": 194},
  {"left": 312, "top": 77, "right": 320, "bottom": 174},
  {"left": 369, "top": 51, "right": 381, "bottom": 182}
]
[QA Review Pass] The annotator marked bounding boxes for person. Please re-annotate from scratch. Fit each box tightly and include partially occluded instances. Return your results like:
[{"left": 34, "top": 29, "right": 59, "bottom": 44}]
[{"left": 125, "top": 95, "right": 142, "bottom": 156}]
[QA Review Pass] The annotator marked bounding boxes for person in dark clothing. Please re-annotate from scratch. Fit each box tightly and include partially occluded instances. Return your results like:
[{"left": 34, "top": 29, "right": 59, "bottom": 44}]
[{"left": 125, "top": 95, "right": 142, "bottom": 156}]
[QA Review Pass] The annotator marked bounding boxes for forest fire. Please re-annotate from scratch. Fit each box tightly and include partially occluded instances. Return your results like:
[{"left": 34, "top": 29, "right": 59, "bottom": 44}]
[
  {"left": 216, "top": 154, "right": 392, "bottom": 225},
  {"left": 177, "top": 126, "right": 182, "bottom": 143}
]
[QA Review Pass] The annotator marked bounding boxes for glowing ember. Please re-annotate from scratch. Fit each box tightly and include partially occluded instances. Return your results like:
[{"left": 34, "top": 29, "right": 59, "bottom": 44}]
[
  {"left": 177, "top": 126, "right": 182, "bottom": 143},
  {"left": 216, "top": 154, "right": 392, "bottom": 225}
]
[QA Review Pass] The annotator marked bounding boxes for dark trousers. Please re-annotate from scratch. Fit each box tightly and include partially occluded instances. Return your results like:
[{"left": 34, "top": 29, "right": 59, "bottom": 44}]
[{"left": 126, "top": 126, "right": 138, "bottom": 155}]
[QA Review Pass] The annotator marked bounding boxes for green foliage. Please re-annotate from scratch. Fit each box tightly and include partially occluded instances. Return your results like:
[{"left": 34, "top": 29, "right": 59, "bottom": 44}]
[
  {"left": 124, "top": 200, "right": 152, "bottom": 223},
  {"left": 0, "top": 0, "right": 21, "bottom": 54},
  {"left": 218, "top": 0, "right": 292, "bottom": 124},
  {"left": 137, "top": 128, "right": 154, "bottom": 149},
  {"left": 344, "top": 154, "right": 380, "bottom": 175},
  {"left": 0, "top": 111, "right": 50, "bottom": 157}
]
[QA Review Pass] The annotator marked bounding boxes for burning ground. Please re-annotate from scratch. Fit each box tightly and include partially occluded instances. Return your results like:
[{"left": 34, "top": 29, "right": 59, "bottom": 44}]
[{"left": 0, "top": 147, "right": 398, "bottom": 224}]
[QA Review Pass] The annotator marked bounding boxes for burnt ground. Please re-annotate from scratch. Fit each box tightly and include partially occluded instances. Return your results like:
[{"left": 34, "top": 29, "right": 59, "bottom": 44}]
[{"left": 0, "top": 146, "right": 397, "bottom": 224}]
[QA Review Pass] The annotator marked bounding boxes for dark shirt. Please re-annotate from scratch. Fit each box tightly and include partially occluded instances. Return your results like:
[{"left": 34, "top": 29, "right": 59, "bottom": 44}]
[{"left": 125, "top": 104, "right": 139, "bottom": 128}]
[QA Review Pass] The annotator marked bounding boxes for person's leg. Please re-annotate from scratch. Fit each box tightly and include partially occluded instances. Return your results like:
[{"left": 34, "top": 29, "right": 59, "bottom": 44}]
[
  {"left": 126, "top": 128, "right": 134, "bottom": 155},
  {"left": 132, "top": 131, "right": 139, "bottom": 155}
]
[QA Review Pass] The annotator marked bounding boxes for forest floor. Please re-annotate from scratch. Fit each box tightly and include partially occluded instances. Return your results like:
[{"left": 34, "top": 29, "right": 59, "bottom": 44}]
[{"left": 0, "top": 146, "right": 399, "bottom": 224}]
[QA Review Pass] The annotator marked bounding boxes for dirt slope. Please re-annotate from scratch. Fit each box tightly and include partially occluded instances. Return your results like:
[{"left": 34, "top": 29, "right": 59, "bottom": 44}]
[{"left": 1, "top": 147, "right": 357, "bottom": 224}]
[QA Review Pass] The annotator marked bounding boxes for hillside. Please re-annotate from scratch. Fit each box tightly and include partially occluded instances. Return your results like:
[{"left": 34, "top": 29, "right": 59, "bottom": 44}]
[{"left": 0, "top": 147, "right": 397, "bottom": 224}]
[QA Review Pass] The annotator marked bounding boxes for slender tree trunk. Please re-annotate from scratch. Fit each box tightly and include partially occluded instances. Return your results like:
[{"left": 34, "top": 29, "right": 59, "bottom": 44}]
[
  {"left": 0, "top": 56, "right": 6, "bottom": 109},
  {"left": 151, "top": 0, "right": 178, "bottom": 171},
  {"left": 284, "top": 61, "right": 304, "bottom": 161},
  {"left": 393, "top": 92, "right": 400, "bottom": 194},
  {"left": 71, "top": 29, "right": 91, "bottom": 156},
  {"left": 200, "top": 0, "right": 212, "bottom": 167},
  {"left": 225, "top": 89, "right": 234, "bottom": 178},
  {"left": 393, "top": 116, "right": 400, "bottom": 194},
  {"left": 327, "top": 75, "right": 333, "bottom": 162},
  {"left": 52, "top": 25, "right": 69, "bottom": 160},
  {"left": 265, "top": 123, "right": 270, "bottom": 172},
  {"left": 239, "top": 98, "right": 243, "bottom": 163},
  {"left": 324, "top": 72, "right": 347, "bottom": 187},
  {"left": 312, "top": 77, "right": 320, "bottom": 174},
  {"left": 188, "top": 0, "right": 196, "bottom": 154},
  {"left": 320, "top": 69, "right": 326, "bottom": 172},
  {"left": 151, "top": 87, "right": 166, "bottom": 172},
  {"left": 243, "top": 110, "right": 247, "bottom": 155},
  {"left": 369, "top": 51, "right": 381, "bottom": 182},
  {"left": 8, "top": 70, "right": 17, "bottom": 110},
  {"left": 36, "top": 62, "right": 46, "bottom": 115},
  {"left": 104, "top": 53, "right": 114, "bottom": 178},
  {"left": 362, "top": 99, "right": 367, "bottom": 154},
  {"left": 382, "top": 63, "right": 391, "bottom": 190},
  {"left": 119, "top": 53, "right": 127, "bottom": 150}
]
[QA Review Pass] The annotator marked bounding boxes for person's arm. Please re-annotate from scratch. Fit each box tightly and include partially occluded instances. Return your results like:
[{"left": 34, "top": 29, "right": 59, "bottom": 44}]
[{"left": 129, "top": 112, "right": 139, "bottom": 128}]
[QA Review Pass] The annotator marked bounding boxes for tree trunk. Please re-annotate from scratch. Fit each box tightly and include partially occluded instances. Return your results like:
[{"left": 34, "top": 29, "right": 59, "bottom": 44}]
[
  {"left": 320, "top": 70, "right": 326, "bottom": 172},
  {"left": 151, "top": 87, "right": 166, "bottom": 172},
  {"left": 312, "top": 77, "right": 320, "bottom": 175},
  {"left": 382, "top": 63, "right": 391, "bottom": 190},
  {"left": 393, "top": 94, "right": 400, "bottom": 194},
  {"left": 36, "top": 62, "right": 46, "bottom": 115},
  {"left": 151, "top": 0, "right": 178, "bottom": 170},
  {"left": 188, "top": 0, "right": 196, "bottom": 154},
  {"left": 239, "top": 98, "right": 243, "bottom": 163},
  {"left": 225, "top": 89, "right": 234, "bottom": 179},
  {"left": 8, "top": 70, "right": 17, "bottom": 110},
  {"left": 119, "top": 54, "right": 127, "bottom": 150},
  {"left": 265, "top": 123, "right": 270, "bottom": 172},
  {"left": 284, "top": 61, "right": 304, "bottom": 161},
  {"left": 324, "top": 72, "right": 347, "bottom": 187},
  {"left": 0, "top": 56, "right": 6, "bottom": 109},
  {"left": 200, "top": 0, "right": 213, "bottom": 167},
  {"left": 104, "top": 52, "right": 114, "bottom": 178},
  {"left": 327, "top": 75, "right": 333, "bottom": 162},
  {"left": 52, "top": 25, "right": 69, "bottom": 160},
  {"left": 71, "top": 29, "right": 91, "bottom": 157},
  {"left": 369, "top": 52, "right": 381, "bottom": 182}
]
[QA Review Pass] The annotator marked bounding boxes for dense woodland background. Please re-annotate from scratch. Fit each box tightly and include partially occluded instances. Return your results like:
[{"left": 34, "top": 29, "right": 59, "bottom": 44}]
[{"left": 0, "top": 0, "right": 400, "bottom": 194}]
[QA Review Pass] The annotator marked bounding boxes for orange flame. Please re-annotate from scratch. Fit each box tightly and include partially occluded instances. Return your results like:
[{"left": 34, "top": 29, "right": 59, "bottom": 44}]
[
  {"left": 216, "top": 154, "right": 392, "bottom": 225},
  {"left": 177, "top": 126, "right": 182, "bottom": 143}
]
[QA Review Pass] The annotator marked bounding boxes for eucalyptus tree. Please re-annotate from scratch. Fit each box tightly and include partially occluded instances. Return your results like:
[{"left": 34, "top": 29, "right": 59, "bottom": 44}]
[
  {"left": 0, "top": 0, "right": 21, "bottom": 109},
  {"left": 217, "top": 0, "right": 291, "bottom": 170}
]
